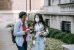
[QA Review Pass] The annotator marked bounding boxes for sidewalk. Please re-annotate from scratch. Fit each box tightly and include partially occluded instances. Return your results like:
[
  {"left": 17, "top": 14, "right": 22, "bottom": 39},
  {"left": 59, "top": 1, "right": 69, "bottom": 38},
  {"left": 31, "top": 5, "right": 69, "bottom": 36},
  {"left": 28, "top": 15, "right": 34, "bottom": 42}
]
[
  {"left": 62, "top": 44, "right": 74, "bottom": 50},
  {"left": 0, "top": 26, "right": 18, "bottom": 50}
]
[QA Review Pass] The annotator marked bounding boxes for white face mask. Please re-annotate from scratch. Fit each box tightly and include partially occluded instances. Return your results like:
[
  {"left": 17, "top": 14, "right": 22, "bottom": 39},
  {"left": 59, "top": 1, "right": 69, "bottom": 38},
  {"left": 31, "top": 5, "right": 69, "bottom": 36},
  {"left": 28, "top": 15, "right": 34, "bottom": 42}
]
[{"left": 35, "top": 18, "right": 39, "bottom": 22}]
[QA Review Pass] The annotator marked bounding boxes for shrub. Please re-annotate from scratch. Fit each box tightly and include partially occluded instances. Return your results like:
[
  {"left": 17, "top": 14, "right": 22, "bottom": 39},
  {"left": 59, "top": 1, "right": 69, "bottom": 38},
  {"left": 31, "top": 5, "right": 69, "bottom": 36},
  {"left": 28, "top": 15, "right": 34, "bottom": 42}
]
[
  {"left": 28, "top": 21, "right": 33, "bottom": 27},
  {"left": 6, "top": 23, "right": 14, "bottom": 28},
  {"left": 47, "top": 28, "right": 74, "bottom": 44},
  {"left": 54, "top": 32, "right": 65, "bottom": 39},
  {"left": 62, "top": 34, "right": 72, "bottom": 44}
]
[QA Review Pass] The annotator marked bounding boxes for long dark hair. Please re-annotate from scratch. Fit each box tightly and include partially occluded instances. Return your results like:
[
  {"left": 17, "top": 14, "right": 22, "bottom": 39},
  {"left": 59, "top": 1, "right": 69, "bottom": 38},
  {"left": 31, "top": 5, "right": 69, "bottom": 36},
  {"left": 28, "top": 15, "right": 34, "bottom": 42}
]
[{"left": 33, "top": 14, "right": 47, "bottom": 31}]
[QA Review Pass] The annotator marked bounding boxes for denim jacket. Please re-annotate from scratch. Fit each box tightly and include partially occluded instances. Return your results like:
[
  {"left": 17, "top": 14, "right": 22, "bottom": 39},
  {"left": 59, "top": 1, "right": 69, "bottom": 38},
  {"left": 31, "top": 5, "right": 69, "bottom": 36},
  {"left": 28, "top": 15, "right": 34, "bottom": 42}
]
[{"left": 14, "top": 19, "right": 28, "bottom": 46}]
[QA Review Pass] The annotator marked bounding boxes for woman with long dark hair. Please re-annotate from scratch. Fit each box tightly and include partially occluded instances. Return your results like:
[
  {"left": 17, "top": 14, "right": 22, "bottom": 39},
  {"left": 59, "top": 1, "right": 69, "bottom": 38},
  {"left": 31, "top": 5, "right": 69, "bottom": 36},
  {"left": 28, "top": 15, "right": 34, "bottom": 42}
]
[{"left": 32, "top": 14, "right": 49, "bottom": 50}]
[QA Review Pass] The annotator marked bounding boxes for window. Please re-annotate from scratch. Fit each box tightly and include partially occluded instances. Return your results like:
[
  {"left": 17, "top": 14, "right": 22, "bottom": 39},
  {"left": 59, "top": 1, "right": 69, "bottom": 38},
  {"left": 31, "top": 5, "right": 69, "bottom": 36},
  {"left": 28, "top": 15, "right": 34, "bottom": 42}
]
[
  {"left": 61, "top": 21, "right": 71, "bottom": 33},
  {"left": 70, "top": 0, "right": 74, "bottom": 3},
  {"left": 51, "top": 0, "right": 59, "bottom": 5},
  {"left": 48, "top": 0, "right": 51, "bottom": 6},
  {"left": 45, "top": 19, "right": 50, "bottom": 27},
  {"left": 0, "top": 0, "right": 12, "bottom": 10}
]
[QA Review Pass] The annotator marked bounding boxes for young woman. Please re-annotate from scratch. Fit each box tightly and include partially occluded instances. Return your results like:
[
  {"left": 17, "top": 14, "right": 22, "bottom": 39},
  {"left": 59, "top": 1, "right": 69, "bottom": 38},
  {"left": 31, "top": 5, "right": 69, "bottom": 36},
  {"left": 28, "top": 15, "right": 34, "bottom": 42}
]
[{"left": 32, "top": 14, "right": 49, "bottom": 50}]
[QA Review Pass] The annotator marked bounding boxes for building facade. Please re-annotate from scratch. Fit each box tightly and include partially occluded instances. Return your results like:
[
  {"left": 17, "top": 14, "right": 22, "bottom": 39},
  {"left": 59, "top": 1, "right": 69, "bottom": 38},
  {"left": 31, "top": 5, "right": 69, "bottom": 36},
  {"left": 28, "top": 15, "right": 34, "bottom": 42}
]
[
  {"left": 1, "top": 0, "right": 74, "bottom": 33},
  {"left": 0, "top": 0, "right": 44, "bottom": 12},
  {"left": 0, "top": 0, "right": 44, "bottom": 26},
  {"left": 40, "top": 0, "right": 74, "bottom": 33},
  {"left": 0, "top": 0, "right": 12, "bottom": 10}
]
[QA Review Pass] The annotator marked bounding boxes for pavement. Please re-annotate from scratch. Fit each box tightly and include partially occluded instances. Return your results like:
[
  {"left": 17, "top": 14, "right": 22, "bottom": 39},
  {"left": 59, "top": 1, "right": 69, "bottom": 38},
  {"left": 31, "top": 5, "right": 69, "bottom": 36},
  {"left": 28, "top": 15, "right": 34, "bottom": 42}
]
[
  {"left": 62, "top": 44, "right": 74, "bottom": 50},
  {"left": 0, "top": 24, "right": 18, "bottom": 50}
]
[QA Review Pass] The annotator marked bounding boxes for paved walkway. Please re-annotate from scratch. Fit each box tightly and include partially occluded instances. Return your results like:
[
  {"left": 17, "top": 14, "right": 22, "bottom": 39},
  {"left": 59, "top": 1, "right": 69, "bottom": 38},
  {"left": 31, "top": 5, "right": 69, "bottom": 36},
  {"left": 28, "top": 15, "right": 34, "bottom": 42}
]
[{"left": 0, "top": 25, "right": 18, "bottom": 50}]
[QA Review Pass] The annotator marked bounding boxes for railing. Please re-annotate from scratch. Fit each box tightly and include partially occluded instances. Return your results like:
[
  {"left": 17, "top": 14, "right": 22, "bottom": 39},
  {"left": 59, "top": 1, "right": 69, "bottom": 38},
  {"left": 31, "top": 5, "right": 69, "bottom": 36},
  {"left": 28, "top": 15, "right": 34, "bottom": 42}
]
[
  {"left": 41, "top": 3, "right": 74, "bottom": 15},
  {"left": 58, "top": 3, "right": 74, "bottom": 12},
  {"left": 42, "top": 6, "right": 60, "bottom": 13}
]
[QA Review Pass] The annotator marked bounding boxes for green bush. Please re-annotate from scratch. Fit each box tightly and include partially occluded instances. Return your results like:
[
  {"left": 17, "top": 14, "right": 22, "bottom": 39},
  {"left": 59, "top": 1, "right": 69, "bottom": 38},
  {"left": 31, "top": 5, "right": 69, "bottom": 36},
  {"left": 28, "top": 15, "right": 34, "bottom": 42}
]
[
  {"left": 62, "top": 34, "right": 73, "bottom": 44},
  {"left": 47, "top": 28, "right": 74, "bottom": 44},
  {"left": 54, "top": 32, "right": 65, "bottom": 39},
  {"left": 69, "top": 34, "right": 74, "bottom": 44},
  {"left": 50, "top": 29, "right": 59, "bottom": 37},
  {"left": 28, "top": 21, "right": 33, "bottom": 27}
]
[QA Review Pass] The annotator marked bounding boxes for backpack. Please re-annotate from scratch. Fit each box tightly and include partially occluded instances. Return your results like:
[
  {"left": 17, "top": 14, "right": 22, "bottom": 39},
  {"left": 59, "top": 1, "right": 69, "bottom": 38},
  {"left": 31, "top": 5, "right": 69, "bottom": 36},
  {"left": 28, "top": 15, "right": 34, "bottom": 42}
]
[
  {"left": 11, "top": 26, "right": 16, "bottom": 43},
  {"left": 11, "top": 23, "right": 21, "bottom": 43}
]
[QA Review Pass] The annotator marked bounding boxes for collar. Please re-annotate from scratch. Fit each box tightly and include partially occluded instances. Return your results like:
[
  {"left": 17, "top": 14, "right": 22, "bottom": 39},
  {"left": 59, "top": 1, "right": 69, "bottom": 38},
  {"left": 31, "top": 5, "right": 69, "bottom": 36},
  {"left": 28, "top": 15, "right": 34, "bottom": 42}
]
[{"left": 19, "top": 19, "right": 27, "bottom": 25}]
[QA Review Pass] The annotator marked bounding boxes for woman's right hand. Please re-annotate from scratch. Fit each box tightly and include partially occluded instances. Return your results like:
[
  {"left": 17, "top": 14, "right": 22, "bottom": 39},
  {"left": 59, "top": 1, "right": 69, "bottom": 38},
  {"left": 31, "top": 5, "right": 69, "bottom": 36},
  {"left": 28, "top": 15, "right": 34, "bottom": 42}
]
[{"left": 22, "top": 31, "right": 26, "bottom": 35}]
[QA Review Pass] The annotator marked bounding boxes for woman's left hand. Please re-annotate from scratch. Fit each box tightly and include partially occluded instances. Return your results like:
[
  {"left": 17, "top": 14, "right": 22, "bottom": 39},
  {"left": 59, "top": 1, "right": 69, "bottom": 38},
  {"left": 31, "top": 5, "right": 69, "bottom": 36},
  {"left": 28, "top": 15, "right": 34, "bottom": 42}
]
[
  {"left": 25, "top": 28, "right": 30, "bottom": 33},
  {"left": 29, "top": 26, "right": 33, "bottom": 29}
]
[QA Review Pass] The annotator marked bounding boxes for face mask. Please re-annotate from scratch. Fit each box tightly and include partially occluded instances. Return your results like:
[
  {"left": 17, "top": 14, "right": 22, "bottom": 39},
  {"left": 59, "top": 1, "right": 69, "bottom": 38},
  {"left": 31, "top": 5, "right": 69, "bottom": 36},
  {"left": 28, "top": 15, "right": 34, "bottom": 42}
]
[{"left": 35, "top": 18, "right": 39, "bottom": 22}]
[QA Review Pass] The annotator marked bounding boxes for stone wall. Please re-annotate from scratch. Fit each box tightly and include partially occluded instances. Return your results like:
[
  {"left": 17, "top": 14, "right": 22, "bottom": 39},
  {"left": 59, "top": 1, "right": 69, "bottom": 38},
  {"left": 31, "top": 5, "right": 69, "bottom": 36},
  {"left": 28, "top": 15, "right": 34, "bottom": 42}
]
[
  {"left": 44, "top": 15, "right": 74, "bottom": 33},
  {"left": 0, "top": 0, "right": 12, "bottom": 10}
]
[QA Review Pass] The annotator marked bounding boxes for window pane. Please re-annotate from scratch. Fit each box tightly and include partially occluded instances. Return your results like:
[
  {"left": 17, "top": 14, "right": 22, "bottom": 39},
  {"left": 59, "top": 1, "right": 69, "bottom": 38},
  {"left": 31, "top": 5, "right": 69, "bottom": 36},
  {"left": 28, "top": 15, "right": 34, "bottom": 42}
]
[
  {"left": 70, "top": 0, "right": 74, "bottom": 3},
  {"left": 61, "top": 21, "right": 71, "bottom": 33},
  {"left": 48, "top": 0, "right": 51, "bottom": 6}
]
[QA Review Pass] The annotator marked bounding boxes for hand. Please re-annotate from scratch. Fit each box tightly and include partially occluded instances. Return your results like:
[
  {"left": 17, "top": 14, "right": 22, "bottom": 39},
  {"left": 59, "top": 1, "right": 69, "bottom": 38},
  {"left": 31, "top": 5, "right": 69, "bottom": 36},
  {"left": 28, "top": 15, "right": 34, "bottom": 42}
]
[
  {"left": 23, "top": 31, "right": 25, "bottom": 33},
  {"left": 29, "top": 26, "right": 33, "bottom": 29},
  {"left": 23, "top": 31, "right": 26, "bottom": 35},
  {"left": 39, "top": 32, "right": 45, "bottom": 37},
  {"left": 26, "top": 28, "right": 30, "bottom": 32},
  {"left": 40, "top": 35, "right": 44, "bottom": 37}
]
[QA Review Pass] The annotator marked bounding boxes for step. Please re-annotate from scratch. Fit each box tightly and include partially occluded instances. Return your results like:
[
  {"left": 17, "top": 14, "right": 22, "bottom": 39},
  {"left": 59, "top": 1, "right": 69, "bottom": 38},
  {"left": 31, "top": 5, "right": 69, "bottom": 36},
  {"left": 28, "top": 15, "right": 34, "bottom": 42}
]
[{"left": 62, "top": 44, "right": 74, "bottom": 50}]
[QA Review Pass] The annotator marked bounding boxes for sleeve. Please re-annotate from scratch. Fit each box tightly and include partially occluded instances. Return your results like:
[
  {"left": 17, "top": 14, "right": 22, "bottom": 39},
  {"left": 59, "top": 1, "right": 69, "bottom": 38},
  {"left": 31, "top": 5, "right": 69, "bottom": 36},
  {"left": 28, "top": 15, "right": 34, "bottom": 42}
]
[{"left": 13, "top": 21, "right": 25, "bottom": 36}]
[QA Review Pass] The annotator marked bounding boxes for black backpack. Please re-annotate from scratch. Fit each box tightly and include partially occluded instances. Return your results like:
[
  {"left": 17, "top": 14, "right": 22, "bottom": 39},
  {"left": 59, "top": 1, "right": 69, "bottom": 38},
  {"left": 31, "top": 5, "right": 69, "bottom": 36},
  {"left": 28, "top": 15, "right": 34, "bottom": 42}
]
[
  {"left": 11, "top": 23, "right": 21, "bottom": 43},
  {"left": 11, "top": 26, "right": 16, "bottom": 43}
]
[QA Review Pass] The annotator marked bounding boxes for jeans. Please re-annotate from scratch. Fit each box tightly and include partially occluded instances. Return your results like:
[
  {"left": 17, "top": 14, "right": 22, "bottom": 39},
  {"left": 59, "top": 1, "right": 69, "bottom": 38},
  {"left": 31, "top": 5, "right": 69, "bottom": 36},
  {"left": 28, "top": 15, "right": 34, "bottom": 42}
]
[
  {"left": 32, "top": 37, "right": 45, "bottom": 50},
  {"left": 17, "top": 42, "right": 27, "bottom": 50}
]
